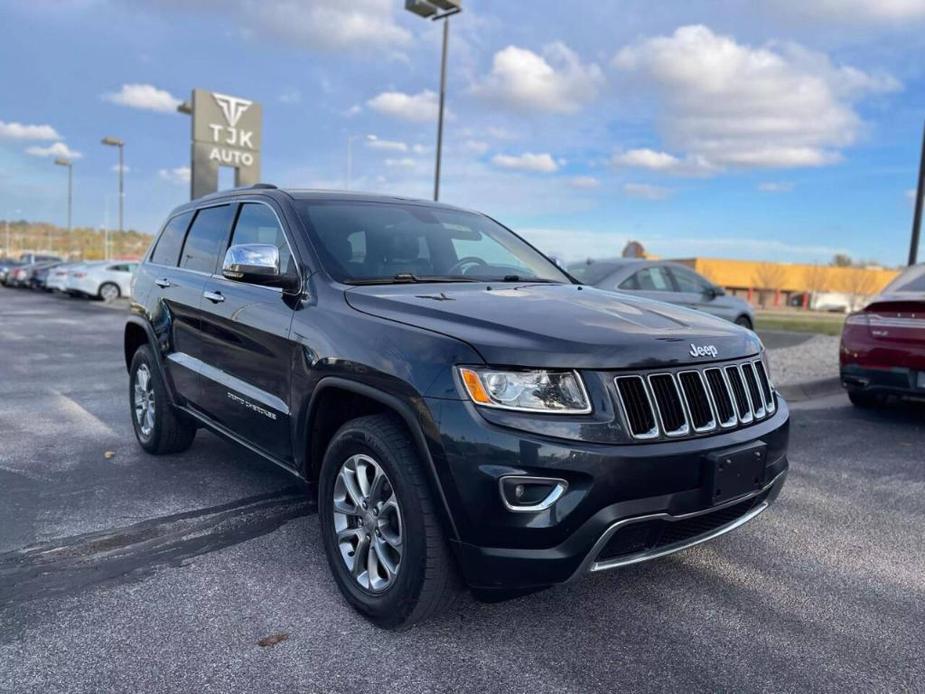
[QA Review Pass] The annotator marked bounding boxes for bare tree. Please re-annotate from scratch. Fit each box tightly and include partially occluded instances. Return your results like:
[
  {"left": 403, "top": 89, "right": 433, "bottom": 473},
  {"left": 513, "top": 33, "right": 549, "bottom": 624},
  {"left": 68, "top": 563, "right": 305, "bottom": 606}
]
[
  {"left": 837, "top": 268, "right": 880, "bottom": 311},
  {"left": 802, "top": 264, "right": 830, "bottom": 310},
  {"left": 753, "top": 262, "right": 788, "bottom": 308}
]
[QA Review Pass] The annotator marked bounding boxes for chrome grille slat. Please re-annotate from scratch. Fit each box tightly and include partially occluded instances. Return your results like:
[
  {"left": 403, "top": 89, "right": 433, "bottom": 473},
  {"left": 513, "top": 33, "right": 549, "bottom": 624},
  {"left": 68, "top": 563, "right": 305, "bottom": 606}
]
[{"left": 615, "top": 357, "right": 776, "bottom": 441}]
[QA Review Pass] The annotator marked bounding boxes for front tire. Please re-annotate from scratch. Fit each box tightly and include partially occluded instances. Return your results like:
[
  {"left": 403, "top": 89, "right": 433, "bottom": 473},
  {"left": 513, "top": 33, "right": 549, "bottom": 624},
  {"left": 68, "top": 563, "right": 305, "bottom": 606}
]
[
  {"left": 129, "top": 345, "right": 197, "bottom": 454},
  {"left": 318, "top": 414, "right": 459, "bottom": 630},
  {"left": 734, "top": 314, "right": 753, "bottom": 330}
]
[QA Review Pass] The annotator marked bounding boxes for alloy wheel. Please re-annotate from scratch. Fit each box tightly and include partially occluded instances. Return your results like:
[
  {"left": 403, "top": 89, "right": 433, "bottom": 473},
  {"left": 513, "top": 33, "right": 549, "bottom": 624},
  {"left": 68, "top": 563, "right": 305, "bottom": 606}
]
[
  {"left": 332, "top": 453, "right": 403, "bottom": 593},
  {"left": 133, "top": 364, "right": 155, "bottom": 437},
  {"left": 101, "top": 284, "right": 119, "bottom": 302}
]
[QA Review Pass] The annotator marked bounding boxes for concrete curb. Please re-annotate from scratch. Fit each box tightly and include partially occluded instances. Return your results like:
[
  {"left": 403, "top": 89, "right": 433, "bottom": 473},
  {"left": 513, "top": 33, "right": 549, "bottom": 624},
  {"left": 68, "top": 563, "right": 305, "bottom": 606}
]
[{"left": 778, "top": 377, "right": 843, "bottom": 403}]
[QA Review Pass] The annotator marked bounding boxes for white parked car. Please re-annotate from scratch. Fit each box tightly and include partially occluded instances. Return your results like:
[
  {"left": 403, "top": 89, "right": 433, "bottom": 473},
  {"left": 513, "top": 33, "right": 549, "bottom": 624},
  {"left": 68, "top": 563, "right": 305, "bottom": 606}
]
[
  {"left": 45, "top": 263, "right": 81, "bottom": 293},
  {"left": 66, "top": 261, "right": 138, "bottom": 301}
]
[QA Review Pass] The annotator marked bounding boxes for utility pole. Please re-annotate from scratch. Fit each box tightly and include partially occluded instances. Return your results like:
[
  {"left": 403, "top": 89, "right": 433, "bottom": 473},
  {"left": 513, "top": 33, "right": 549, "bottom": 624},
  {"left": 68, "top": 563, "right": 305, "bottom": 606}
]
[{"left": 908, "top": 122, "right": 925, "bottom": 266}]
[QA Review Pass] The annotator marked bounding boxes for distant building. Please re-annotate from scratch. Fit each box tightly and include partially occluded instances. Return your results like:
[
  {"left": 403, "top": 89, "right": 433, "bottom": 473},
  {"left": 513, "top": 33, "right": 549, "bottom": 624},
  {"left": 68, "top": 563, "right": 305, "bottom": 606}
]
[{"left": 672, "top": 257, "right": 899, "bottom": 311}]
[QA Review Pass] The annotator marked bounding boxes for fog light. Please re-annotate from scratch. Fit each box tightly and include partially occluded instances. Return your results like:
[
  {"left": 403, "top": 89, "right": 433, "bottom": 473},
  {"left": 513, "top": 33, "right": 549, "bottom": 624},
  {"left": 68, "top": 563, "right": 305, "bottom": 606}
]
[{"left": 499, "top": 476, "right": 568, "bottom": 512}]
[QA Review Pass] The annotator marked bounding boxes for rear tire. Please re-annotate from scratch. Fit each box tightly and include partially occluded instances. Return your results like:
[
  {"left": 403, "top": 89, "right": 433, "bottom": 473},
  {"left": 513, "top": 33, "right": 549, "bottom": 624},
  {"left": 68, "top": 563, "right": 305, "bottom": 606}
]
[
  {"left": 129, "top": 345, "right": 197, "bottom": 454},
  {"left": 318, "top": 414, "right": 459, "bottom": 630},
  {"left": 848, "top": 391, "right": 881, "bottom": 409},
  {"left": 99, "top": 282, "right": 120, "bottom": 302}
]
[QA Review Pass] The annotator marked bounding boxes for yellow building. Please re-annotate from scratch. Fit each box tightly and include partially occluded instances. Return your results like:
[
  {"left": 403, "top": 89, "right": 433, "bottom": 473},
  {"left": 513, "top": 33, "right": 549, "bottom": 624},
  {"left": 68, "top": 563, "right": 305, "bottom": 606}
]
[{"left": 672, "top": 258, "right": 899, "bottom": 308}]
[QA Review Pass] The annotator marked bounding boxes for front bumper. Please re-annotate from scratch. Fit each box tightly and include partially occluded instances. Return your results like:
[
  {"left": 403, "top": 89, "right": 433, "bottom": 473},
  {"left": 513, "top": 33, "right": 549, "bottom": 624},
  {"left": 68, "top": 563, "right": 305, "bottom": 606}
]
[{"left": 429, "top": 396, "right": 790, "bottom": 592}]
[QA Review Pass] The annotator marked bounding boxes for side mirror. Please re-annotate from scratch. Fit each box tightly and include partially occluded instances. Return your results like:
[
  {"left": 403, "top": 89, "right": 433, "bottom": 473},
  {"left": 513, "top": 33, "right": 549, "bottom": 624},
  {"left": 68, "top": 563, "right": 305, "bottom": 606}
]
[
  {"left": 222, "top": 244, "right": 297, "bottom": 290},
  {"left": 706, "top": 285, "right": 725, "bottom": 299}
]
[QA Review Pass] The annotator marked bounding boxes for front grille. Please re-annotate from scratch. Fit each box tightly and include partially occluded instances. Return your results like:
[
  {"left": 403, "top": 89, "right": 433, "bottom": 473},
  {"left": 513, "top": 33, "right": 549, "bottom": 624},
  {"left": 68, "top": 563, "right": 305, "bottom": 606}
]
[
  {"left": 615, "top": 358, "right": 776, "bottom": 441},
  {"left": 648, "top": 374, "right": 688, "bottom": 436},
  {"left": 597, "top": 494, "right": 763, "bottom": 562}
]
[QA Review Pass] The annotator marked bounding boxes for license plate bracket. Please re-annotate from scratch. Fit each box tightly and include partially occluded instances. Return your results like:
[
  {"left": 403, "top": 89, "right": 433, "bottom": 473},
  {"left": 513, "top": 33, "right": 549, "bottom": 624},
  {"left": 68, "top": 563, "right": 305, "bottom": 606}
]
[{"left": 706, "top": 442, "right": 767, "bottom": 505}]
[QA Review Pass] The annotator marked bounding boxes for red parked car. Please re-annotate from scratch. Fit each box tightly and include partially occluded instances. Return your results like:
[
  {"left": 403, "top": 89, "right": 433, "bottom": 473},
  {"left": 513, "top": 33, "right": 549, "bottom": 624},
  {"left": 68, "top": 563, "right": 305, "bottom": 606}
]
[{"left": 840, "top": 263, "right": 925, "bottom": 407}]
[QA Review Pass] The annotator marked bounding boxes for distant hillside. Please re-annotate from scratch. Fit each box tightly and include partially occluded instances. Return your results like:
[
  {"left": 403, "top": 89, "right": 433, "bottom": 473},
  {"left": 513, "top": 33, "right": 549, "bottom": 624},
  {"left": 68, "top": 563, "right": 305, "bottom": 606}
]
[{"left": 1, "top": 220, "right": 153, "bottom": 261}]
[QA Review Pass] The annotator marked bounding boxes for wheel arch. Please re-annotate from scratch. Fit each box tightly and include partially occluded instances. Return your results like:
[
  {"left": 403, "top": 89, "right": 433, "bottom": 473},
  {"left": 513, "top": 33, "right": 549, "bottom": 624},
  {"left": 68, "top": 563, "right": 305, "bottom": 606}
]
[{"left": 304, "top": 377, "right": 460, "bottom": 541}]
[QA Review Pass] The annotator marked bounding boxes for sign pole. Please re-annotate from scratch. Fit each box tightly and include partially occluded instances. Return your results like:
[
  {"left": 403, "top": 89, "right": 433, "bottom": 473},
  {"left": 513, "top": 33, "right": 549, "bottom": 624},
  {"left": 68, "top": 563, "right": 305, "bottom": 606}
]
[{"left": 909, "top": 121, "right": 925, "bottom": 266}]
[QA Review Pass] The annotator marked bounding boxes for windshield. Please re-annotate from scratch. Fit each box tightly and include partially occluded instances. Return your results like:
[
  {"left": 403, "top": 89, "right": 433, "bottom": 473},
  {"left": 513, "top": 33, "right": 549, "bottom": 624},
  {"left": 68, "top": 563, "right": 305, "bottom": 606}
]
[
  {"left": 296, "top": 200, "right": 570, "bottom": 284},
  {"left": 882, "top": 264, "right": 925, "bottom": 293}
]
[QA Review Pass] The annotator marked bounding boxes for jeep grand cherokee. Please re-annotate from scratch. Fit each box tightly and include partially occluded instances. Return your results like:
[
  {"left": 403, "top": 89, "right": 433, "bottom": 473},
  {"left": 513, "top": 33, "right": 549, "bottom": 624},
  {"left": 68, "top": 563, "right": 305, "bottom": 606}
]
[{"left": 125, "top": 185, "right": 789, "bottom": 629}]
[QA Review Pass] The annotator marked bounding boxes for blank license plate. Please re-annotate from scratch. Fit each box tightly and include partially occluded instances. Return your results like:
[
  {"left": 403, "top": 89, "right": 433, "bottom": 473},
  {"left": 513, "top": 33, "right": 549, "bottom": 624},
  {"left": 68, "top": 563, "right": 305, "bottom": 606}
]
[{"left": 707, "top": 443, "right": 767, "bottom": 504}]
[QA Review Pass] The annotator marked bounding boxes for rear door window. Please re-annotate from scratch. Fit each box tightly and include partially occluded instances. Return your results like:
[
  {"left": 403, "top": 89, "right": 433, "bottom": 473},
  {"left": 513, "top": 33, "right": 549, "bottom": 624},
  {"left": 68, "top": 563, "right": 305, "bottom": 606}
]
[
  {"left": 179, "top": 205, "right": 234, "bottom": 274},
  {"left": 632, "top": 266, "right": 674, "bottom": 291},
  {"left": 150, "top": 211, "right": 193, "bottom": 266}
]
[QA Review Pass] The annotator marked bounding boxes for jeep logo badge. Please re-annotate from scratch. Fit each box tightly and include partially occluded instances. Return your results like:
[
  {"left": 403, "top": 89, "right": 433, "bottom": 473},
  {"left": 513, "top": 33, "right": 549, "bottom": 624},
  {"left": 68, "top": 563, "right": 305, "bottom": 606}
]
[{"left": 689, "top": 343, "right": 718, "bottom": 358}]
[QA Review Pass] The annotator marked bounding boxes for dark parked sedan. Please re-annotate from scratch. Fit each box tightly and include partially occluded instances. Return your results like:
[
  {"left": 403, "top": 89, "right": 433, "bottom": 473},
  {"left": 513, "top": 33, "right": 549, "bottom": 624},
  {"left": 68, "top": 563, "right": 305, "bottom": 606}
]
[{"left": 568, "top": 258, "right": 755, "bottom": 329}]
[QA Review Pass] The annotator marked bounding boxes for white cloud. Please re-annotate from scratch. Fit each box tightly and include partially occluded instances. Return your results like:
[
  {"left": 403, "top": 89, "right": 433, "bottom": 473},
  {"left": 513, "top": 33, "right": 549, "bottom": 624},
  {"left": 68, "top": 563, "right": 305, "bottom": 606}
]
[
  {"left": 345, "top": 105, "right": 362, "bottom": 117},
  {"left": 472, "top": 42, "right": 604, "bottom": 114},
  {"left": 103, "top": 84, "right": 182, "bottom": 113},
  {"left": 111, "top": 164, "right": 131, "bottom": 174},
  {"left": 567, "top": 176, "right": 600, "bottom": 189},
  {"left": 240, "top": 0, "right": 410, "bottom": 52},
  {"left": 367, "top": 90, "right": 438, "bottom": 123},
  {"left": 758, "top": 181, "right": 794, "bottom": 193},
  {"left": 412, "top": 143, "right": 429, "bottom": 155},
  {"left": 613, "top": 25, "right": 900, "bottom": 171},
  {"left": 158, "top": 166, "right": 191, "bottom": 185},
  {"left": 769, "top": 0, "right": 925, "bottom": 23},
  {"left": 461, "top": 140, "right": 489, "bottom": 155},
  {"left": 613, "top": 148, "right": 713, "bottom": 176},
  {"left": 0, "top": 121, "right": 61, "bottom": 140},
  {"left": 26, "top": 142, "right": 82, "bottom": 159},
  {"left": 623, "top": 182, "right": 671, "bottom": 200},
  {"left": 366, "top": 137, "right": 407, "bottom": 152},
  {"left": 278, "top": 89, "right": 301, "bottom": 104},
  {"left": 909, "top": 189, "right": 920, "bottom": 203},
  {"left": 491, "top": 152, "right": 558, "bottom": 173},
  {"left": 385, "top": 158, "right": 416, "bottom": 168}
]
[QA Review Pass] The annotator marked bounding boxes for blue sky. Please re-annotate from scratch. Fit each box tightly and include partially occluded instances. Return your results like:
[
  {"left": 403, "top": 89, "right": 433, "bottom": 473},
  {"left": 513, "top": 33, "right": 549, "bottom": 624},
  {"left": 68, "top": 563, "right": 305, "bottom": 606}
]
[{"left": 1, "top": 0, "right": 923, "bottom": 265}]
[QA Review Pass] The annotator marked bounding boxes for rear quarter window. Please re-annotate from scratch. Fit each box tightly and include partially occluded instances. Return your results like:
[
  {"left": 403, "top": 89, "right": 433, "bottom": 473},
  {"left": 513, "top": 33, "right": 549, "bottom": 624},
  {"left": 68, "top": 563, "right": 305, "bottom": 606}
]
[{"left": 150, "top": 212, "right": 193, "bottom": 266}]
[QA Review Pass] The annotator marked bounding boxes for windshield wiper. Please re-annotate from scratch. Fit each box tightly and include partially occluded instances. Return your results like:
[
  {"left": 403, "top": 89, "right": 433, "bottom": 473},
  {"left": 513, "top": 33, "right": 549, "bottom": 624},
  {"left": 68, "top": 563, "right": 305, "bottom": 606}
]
[
  {"left": 347, "top": 273, "right": 480, "bottom": 285},
  {"left": 497, "top": 275, "right": 566, "bottom": 284}
]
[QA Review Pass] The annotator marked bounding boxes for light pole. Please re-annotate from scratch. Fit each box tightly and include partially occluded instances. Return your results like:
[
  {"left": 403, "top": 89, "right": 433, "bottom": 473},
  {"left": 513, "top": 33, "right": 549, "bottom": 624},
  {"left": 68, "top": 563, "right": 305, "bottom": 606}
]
[
  {"left": 54, "top": 158, "right": 72, "bottom": 250},
  {"left": 346, "top": 134, "right": 376, "bottom": 190},
  {"left": 908, "top": 122, "right": 925, "bottom": 266},
  {"left": 404, "top": 0, "right": 462, "bottom": 202},
  {"left": 102, "top": 136, "right": 124, "bottom": 243}
]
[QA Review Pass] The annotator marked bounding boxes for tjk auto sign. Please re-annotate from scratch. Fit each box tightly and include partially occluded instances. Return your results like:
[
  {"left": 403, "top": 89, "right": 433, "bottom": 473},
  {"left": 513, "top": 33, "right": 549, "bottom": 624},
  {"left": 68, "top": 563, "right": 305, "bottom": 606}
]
[{"left": 188, "top": 89, "right": 262, "bottom": 199}]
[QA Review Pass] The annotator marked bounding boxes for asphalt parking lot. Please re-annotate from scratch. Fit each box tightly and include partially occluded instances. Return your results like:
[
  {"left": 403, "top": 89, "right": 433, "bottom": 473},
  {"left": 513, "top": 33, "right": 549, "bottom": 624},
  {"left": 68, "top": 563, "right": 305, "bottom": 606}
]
[{"left": 1, "top": 288, "right": 923, "bottom": 693}]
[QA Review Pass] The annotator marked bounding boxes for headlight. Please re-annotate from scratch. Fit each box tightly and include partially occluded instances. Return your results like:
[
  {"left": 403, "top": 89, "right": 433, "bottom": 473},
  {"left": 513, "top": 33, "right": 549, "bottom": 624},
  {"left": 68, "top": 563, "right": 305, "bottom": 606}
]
[{"left": 457, "top": 367, "right": 591, "bottom": 414}]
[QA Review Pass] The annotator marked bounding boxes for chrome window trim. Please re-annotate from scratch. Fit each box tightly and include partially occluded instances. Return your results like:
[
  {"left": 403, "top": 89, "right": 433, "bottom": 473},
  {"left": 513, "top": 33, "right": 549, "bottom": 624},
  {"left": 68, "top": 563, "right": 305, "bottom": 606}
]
[
  {"left": 646, "top": 373, "right": 690, "bottom": 438},
  {"left": 614, "top": 375, "right": 660, "bottom": 440},
  {"left": 228, "top": 199, "right": 301, "bottom": 293},
  {"left": 677, "top": 369, "right": 717, "bottom": 433},
  {"left": 498, "top": 476, "right": 568, "bottom": 513},
  {"left": 568, "top": 470, "right": 786, "bottom": 579}
]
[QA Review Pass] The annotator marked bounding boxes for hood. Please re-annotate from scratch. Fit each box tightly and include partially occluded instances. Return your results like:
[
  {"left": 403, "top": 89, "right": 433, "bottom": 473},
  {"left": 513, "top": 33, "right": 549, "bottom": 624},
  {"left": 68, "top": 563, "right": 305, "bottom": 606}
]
[{"left": 345, "top": 283, "right": 762, "bottom": 369}]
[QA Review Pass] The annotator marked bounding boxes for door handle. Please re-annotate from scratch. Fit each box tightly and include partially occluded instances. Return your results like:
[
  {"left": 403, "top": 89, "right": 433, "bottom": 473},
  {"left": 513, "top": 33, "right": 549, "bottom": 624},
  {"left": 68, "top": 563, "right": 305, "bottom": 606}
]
[
  {"left": 154, "top": 278, "right": 171, "bottom": 288},
  {"left": 203, "top": 290, "right": 225, "bottom": 303}
]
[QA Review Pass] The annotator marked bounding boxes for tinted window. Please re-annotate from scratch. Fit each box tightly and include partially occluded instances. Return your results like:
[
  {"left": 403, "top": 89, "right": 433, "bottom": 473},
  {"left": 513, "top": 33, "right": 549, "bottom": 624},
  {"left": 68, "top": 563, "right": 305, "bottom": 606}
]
[
  {"left": 297, "top": 201, "right": 568, "bottom": 284},
  {"left": 180, "top": 205, "right": 234, "bottom": 274},
  {"left": 632, "top": 267, "right": 673, "bottom": 291},
  {"left": 670, "top": 266, "right": 711, "bottom": 293},
  {"left": 230, "top": 203, "right": 294, "bottom": 275},
  {"left": 150, "top": 212, "right": 193, "bottom": 266}
]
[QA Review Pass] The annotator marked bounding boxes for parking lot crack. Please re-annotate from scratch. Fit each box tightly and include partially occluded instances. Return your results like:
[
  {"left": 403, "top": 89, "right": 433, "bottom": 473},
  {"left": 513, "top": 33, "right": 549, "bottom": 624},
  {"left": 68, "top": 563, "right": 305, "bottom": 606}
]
[{"left": 0, "top": 486, "right": 315, "bottom": 608}]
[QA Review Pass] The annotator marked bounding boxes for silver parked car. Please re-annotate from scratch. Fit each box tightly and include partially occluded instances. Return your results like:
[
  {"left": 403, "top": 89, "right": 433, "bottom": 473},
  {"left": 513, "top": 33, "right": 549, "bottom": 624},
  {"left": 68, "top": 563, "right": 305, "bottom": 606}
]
[{"left": 567, "top": 258, "right": 755, "bottom": 329}]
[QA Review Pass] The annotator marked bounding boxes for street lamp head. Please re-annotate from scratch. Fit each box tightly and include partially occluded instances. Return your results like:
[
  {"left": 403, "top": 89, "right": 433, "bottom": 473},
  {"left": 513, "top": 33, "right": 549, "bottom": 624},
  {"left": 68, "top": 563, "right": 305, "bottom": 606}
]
[
  {"left": 101, "top": 136, "right": 124, "bottom": 147},
  {"left": 405, "top": 0, "right": 460, "bottom": 17},
  {"left": 54, "top": 157, "right": 71, "bottom": 167}
]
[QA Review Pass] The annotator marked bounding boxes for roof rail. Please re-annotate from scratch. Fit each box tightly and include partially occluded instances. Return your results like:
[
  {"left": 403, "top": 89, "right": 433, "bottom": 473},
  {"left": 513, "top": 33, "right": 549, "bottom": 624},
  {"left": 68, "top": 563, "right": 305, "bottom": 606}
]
[{"left": 248, "top": 183, "right": 277, "bottom": 190}]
